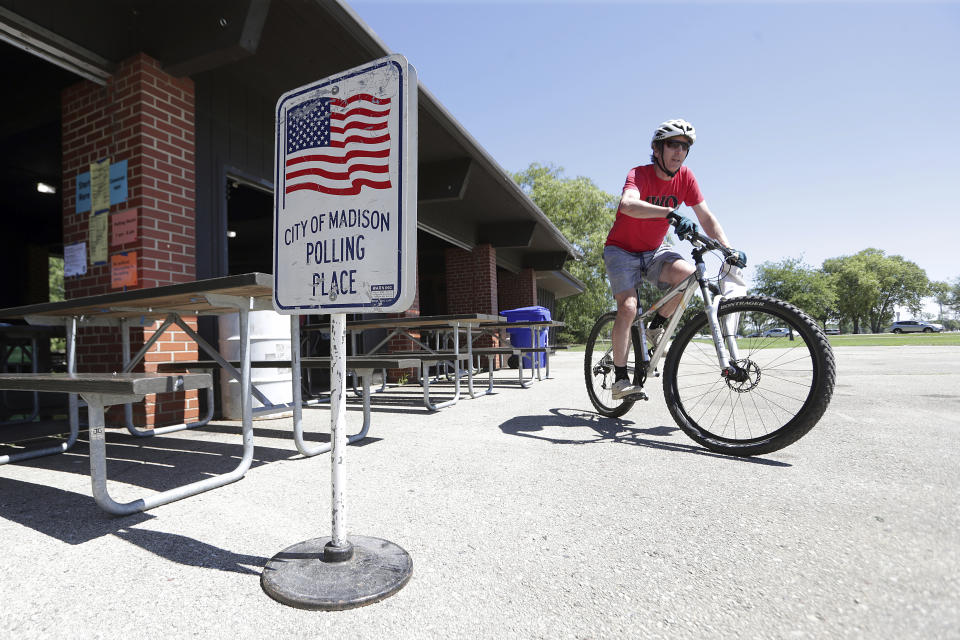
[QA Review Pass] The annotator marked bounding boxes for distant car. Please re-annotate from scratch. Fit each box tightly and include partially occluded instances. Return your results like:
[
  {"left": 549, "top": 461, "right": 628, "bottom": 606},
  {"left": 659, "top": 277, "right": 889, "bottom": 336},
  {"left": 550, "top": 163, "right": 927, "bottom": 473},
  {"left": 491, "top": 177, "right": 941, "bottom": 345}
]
[
  {"left": 888, "top": 320, "right": 943, "bottom": 333},
  {"left": 824, "top": 328, "right": 841, "bottom": 335},
  {"left": 762, "top": 327, "right": 792, "bottom": 337},
  {"left": 746, "top": 327, "right": 791, "bottom": 338}
]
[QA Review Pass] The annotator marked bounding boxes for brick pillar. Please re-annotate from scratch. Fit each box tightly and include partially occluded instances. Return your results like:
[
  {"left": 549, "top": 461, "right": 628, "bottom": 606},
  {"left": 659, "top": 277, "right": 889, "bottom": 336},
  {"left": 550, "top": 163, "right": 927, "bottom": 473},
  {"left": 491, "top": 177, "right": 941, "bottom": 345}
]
[
  {"left": 61, "top": 53, "right": 197, "bottom": 427},
  {"left": 445, "top": 244, "right": 497, "bottom": 315},
  {"left": 497, "top": 267, "right": 537, "bottom": 312},
  {"left": 445, "top": 244, "right": 499, "bottom": 368}
]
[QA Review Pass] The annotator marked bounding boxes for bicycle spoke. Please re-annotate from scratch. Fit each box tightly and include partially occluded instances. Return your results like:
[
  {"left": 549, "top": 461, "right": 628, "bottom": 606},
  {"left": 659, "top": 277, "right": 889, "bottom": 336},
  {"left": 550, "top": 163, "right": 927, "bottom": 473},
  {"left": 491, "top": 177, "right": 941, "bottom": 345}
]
[{"left": 663, "top": 296, "right": 835, "bottom": 454}]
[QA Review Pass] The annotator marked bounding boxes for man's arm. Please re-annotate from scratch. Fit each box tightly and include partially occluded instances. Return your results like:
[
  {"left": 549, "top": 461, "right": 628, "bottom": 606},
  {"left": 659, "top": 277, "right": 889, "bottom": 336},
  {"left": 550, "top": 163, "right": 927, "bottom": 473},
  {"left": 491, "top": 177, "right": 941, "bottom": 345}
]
[
  {"left": 690, "top": 201, "right": 732, "bottom": 248},
  {"left": 617, "top": 188, "right": 674, "bottom": 219}
]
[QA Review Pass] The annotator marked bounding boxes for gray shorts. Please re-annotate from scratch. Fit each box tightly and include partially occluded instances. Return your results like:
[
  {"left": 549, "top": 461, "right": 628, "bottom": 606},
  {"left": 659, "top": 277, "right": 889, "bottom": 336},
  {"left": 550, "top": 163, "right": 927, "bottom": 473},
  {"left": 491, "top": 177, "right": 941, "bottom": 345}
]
[{"left": 603, "top": 244, "right": 685, "bottom": 296}]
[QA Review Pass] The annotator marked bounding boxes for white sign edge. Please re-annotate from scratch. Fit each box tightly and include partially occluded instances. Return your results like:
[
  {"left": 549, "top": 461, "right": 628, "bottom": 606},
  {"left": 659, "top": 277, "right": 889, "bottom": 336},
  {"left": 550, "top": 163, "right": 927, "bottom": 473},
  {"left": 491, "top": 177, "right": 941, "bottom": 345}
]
[{"left": 271, "top": 53, "right": 418, "bottom": 315}]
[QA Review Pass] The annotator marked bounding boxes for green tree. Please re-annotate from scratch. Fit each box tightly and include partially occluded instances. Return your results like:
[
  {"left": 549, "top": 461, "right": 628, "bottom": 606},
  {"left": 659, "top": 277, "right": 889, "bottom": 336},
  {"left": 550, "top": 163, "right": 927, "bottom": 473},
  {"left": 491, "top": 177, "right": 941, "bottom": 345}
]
[
  {"left": 929, "top": 281, "right": 951, "bottom": 321},
  {"left": 751, "top": 257, "right": 837, "bottom": 327},
  {"left": 822, "top": 249, "right": 929, "bottom": 333},
  {"left": 513, "top": 163, "right": 617, "bottom": 341},
  {"left": 49, "top": 256, "right": 65, "bottom": 302},
  {"left": 948, "top": 278, "right": 960, "bottom": 318}
]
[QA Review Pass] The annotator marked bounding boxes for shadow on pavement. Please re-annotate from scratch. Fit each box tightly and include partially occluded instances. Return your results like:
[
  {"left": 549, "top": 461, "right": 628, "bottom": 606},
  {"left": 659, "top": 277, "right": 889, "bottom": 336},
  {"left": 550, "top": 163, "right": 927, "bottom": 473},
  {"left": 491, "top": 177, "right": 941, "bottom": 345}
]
[
  {"left": 499, "top": 407, "right": 790, "bottom": 466},
  {"left": 113, "top": 527, "right": 269, "bottom": 575},
  {"left": 0, "top": 476, "right": 154, "bottom": 543}
]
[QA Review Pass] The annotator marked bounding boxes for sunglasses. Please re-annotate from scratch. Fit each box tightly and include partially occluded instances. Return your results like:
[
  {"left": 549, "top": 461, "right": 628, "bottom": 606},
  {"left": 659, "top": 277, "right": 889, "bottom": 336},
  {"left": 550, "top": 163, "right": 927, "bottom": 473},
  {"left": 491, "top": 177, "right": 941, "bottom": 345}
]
[{"left": 663, "top": 140, "right": 691, "bottom": 152}]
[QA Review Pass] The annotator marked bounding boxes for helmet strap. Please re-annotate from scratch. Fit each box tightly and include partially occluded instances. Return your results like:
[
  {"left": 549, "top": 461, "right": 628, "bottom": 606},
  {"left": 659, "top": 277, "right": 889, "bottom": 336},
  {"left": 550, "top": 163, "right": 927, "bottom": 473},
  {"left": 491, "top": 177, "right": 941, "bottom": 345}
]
[
  {"left": 653, "top": 140, "right": 685, "bottom": 178},
  {"left": 654, "top": 154, "right": 678, "bottom": 178}
]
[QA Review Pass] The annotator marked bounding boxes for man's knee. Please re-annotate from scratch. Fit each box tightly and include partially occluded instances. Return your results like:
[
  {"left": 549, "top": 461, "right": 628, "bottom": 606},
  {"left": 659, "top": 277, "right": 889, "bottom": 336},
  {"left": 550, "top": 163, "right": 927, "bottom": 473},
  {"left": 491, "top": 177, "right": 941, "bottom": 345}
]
[
  {"left": 660, "top": 259, "right": 694, "bottom": 285},
  {"left": 615, "top": 295, "right": 638, "bottom": 317}
]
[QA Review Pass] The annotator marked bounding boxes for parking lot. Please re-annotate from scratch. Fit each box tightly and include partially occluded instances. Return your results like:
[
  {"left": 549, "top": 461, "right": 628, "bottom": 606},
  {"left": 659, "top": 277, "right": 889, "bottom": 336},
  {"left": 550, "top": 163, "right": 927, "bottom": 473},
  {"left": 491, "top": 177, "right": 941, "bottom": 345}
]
[{"left": 1, "top": 347, "right": 958, "bottom": 639}]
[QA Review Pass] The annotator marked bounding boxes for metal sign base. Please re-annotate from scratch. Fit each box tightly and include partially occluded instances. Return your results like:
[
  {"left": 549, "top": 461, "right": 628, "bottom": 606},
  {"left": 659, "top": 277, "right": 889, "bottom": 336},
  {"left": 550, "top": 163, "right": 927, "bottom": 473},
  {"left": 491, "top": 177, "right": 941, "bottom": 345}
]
[{"left": 261, "top": 535, "right": 412, "bottom": 610}]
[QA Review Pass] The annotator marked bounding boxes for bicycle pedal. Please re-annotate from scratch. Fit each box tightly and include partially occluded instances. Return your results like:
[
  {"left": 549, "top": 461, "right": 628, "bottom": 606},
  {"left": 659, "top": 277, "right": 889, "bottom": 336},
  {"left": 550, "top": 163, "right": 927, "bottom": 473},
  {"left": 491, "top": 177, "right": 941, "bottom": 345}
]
[{"left": 625, "top": 391, "right": 648, "bottom": 401}]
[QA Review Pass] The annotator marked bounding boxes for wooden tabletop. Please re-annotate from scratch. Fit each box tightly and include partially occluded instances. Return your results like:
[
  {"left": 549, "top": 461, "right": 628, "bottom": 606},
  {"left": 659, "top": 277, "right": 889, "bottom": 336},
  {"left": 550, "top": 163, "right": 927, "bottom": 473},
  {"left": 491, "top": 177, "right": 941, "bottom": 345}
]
[{"left": 0, "top": 273, "right": 274, "bottom": 322}]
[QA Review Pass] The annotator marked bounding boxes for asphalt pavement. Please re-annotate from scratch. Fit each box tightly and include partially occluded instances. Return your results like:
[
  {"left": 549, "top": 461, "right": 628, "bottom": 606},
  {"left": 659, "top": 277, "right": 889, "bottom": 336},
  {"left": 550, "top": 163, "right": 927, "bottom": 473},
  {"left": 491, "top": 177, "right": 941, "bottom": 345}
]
[{"left": 1, "top": 347, "right": 957, "bottom": 639}]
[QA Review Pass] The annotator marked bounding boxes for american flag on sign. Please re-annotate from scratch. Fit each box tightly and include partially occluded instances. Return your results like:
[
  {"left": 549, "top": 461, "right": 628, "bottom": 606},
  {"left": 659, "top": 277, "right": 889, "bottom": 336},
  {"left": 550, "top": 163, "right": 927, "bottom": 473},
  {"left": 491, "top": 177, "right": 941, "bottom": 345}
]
[{"left": 284, "top": 93, "right": 392, "bottom": 196}]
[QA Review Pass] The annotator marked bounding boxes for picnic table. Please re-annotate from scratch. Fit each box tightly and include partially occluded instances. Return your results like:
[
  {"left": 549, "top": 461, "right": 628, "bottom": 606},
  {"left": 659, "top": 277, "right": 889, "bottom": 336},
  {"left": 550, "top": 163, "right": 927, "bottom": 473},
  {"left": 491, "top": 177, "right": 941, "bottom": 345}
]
[
  {"left": 0, "top": 273, "right": 416, "bottom": 512},
  {"left": 1, "top": 323, "right": 66, "bottom": 423},
  {"left": 304, "top": 313, "right": 504, "bottom": 407}
]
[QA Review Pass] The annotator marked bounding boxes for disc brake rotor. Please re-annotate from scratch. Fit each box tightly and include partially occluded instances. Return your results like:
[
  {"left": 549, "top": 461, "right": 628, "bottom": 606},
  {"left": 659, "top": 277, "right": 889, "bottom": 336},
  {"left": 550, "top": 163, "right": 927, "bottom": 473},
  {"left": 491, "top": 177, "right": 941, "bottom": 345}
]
[{"left": 725, "top": 359, "right": 761, "bottom": 393}]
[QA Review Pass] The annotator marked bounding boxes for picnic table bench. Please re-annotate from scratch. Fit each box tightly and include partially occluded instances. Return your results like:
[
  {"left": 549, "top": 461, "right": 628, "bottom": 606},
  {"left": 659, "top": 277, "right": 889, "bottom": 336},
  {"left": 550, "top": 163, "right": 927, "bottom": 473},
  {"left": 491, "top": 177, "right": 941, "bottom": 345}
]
[
  {"left": 158, "top": 352, "right": 470, "bottom": 413},
  {"left": 0, "top": 372, "right": 217, "bottom": 515}
]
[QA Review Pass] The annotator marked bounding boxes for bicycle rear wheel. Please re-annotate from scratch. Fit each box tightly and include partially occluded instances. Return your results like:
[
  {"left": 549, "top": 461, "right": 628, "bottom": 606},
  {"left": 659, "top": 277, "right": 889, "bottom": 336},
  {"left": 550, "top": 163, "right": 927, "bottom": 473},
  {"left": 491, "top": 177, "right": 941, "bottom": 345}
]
[
  {"left": 584, "top": 311, "right": 643, "bottom": 418},
  {"left": 662, "top": 296, "right": 835, "bottom": 456}
]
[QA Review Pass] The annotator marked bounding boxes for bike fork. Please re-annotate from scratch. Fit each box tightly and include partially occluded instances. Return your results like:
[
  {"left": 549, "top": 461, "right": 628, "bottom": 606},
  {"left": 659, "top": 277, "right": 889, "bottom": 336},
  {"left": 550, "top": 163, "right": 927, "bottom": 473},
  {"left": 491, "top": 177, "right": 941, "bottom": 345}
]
[{"left": 697, "top": 262, "right": 736, "bottom": 371}]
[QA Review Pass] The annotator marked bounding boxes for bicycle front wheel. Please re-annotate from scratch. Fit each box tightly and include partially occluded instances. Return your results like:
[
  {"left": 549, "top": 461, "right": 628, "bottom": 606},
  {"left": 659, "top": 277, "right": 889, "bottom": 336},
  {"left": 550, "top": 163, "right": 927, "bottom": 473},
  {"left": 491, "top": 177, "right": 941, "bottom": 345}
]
[
  {"left": 584, "top": 311, "right": 642, "bottom": 418},
  {"left": 662, "top": 296, "right": 835, "bottom": 456}
]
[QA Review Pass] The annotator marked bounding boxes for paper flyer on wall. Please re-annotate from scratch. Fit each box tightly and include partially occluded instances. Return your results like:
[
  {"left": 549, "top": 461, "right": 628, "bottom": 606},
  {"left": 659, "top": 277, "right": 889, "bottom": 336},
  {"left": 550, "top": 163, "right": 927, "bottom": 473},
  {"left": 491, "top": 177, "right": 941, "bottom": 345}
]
[
  {"left": 89, "top": 211, "right": 108, "bottom": 264},
  {"left": 64, "top": 242, "right": 87, "bottom": 277},
  {"left": 90, "top": 159, "right": 110, "bottom": 213}
]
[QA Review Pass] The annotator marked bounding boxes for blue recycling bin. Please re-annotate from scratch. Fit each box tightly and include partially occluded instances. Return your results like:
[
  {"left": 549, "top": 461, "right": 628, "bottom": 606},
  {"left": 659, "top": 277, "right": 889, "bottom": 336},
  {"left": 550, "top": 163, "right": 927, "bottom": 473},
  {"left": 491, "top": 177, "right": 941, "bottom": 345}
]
[{"left": 500, "top": 306, "right": 550, "bottom": 368}]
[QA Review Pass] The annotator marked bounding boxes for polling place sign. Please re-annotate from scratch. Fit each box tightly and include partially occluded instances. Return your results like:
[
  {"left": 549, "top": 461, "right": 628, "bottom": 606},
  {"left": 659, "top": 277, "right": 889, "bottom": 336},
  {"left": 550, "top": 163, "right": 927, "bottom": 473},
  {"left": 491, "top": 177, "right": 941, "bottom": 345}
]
[{"left": 273, "top": 54, "right": 417, "bottom": 314}]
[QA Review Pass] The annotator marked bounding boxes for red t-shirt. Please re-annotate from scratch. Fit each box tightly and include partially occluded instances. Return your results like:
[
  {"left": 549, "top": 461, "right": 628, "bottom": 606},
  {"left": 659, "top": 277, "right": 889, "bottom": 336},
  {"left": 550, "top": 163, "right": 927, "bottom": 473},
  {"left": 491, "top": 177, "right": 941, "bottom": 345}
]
[{"left": 605, "top": 165, "right": 704, "bottom": 253}]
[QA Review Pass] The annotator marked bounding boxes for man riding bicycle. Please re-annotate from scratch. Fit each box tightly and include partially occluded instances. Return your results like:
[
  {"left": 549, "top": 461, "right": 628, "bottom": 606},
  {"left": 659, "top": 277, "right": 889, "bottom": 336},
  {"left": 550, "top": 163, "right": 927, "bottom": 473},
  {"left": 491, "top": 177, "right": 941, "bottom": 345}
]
[{"left": 603, "top": 118, "right": 746, "bottom": 399}]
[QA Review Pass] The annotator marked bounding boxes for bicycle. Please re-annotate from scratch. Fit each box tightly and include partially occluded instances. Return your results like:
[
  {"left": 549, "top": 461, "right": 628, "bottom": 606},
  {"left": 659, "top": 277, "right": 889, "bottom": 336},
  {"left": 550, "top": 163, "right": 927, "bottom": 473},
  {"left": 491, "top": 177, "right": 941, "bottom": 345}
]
[{"left": 584, "top": 211, "right": 836, "bottom": 457}]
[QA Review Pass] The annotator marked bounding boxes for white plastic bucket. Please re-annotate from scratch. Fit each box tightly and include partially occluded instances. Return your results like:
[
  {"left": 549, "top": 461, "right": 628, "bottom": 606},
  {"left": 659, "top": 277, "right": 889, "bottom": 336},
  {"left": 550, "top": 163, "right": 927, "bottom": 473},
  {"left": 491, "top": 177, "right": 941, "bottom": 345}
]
[{"left": 218, "top": 310, "right": 292, "bottom": 419}]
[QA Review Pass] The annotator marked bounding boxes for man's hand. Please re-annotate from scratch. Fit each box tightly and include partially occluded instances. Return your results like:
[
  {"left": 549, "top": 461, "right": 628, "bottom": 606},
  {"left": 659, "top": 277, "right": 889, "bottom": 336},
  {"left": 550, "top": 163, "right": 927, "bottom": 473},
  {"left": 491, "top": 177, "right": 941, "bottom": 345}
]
[
  {"left": 727, "top": 250, "right": 747, "bottom": 269},
  {"left": 667, "top": 211, "right": 699, "bottom": 240}
]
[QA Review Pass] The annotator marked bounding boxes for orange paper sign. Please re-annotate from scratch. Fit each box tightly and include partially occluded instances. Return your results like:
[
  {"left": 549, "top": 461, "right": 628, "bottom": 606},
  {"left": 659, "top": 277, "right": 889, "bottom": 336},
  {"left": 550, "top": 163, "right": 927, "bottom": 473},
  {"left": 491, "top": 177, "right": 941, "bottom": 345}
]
[
  {"left": 111, "top": 252, "right": 138, "bottom": 289},
  {"left": 111, "top": 208, "right": 138, "bottom": 246}
]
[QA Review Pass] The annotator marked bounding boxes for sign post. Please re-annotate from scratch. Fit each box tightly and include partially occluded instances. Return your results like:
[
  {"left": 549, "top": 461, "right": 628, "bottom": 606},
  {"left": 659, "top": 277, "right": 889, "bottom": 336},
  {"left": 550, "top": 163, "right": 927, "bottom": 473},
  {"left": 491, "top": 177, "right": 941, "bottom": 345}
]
[{"left": 261, "top": 54, "right": 416, "bottom": 610}]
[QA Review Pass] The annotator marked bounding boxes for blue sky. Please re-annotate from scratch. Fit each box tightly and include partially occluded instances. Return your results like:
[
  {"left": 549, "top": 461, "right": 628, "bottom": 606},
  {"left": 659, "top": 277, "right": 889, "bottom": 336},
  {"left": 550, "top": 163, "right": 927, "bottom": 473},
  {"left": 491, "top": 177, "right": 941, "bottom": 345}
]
[{"left": 350, "top": 0, "right": 959, "bottom": 308}]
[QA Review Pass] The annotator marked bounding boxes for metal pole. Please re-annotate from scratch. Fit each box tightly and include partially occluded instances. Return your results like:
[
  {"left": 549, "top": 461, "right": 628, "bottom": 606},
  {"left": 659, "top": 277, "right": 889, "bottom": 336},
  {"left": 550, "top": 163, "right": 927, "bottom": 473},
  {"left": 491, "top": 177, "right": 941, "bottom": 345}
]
[
  {"left": 239, "top": 304, "right": 252, "bottom": 432},
  {"left": 121, "top": 318, "right": 133, "bottom": 429},
  {"left": 67, "top": 316, "right": 79, "bottom": 436},
  {"left": 325, "top": 312, "right": 353, "bottom": 561}
]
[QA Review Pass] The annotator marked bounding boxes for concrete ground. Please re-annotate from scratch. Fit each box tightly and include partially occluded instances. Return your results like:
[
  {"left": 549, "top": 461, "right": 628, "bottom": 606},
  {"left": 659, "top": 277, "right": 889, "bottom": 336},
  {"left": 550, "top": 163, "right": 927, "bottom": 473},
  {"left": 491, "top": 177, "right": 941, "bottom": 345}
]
[{"left": 1, "top": 347, "right": 957, "bottom": 639}]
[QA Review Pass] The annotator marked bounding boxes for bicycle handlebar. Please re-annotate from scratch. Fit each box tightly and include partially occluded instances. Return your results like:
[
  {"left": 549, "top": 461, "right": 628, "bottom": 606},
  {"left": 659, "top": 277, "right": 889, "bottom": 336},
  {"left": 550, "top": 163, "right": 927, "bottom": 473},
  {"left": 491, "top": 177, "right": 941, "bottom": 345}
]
[{"left": 666, "top": 208, "right": 738, "bottom": 261}]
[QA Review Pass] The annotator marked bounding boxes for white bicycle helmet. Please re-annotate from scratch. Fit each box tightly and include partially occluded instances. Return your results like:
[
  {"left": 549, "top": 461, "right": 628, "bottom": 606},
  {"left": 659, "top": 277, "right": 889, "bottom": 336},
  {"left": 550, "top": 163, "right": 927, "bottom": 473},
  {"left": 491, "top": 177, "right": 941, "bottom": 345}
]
[{"left": 651, "top": 119, "right": 696, "bottom": 147}]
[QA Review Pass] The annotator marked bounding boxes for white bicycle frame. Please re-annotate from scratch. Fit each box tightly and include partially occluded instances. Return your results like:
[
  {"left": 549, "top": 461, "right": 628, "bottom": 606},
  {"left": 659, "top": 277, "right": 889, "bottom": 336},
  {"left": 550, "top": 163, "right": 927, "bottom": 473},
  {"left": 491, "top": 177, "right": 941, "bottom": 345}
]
[{"left": 635, "top": 239, "right": 743, "bottom": 377}]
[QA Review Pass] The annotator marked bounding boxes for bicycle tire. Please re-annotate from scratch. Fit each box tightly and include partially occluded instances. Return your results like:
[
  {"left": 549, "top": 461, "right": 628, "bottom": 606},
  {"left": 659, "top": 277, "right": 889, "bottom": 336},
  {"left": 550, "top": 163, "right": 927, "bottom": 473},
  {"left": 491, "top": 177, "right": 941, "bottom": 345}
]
[
  {"left": 662, "top": 295, "right": 835, "bottom": 456},
  {"left": 584, "top": 311, "right": 643, "bottom": 418}
]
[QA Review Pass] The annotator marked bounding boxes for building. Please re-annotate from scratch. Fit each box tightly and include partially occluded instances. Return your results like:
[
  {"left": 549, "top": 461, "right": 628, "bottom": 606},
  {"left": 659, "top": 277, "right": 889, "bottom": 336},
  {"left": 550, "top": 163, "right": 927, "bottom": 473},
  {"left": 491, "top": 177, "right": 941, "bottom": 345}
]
[{"left": 0, "top": 0, "right": 583, "bottom": 426}]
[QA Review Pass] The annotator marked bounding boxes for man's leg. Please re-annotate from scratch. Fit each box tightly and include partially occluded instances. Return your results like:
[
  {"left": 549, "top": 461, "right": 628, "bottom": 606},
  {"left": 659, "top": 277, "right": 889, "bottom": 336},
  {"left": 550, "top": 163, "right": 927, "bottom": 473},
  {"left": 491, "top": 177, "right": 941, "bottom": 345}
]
[
  {"left": 653, "top": 259, "right": 695, "bottom": 320},
  {"left": 612, "top": 289, "right": 638, "bottom": 368}
]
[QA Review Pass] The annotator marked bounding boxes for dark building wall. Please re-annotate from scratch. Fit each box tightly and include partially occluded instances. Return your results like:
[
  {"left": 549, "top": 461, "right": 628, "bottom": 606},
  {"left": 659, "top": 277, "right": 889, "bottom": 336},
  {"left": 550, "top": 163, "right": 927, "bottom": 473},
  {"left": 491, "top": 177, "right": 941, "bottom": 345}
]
[{"left": 194, "top": 73, "right": 275, "bottom": 280}]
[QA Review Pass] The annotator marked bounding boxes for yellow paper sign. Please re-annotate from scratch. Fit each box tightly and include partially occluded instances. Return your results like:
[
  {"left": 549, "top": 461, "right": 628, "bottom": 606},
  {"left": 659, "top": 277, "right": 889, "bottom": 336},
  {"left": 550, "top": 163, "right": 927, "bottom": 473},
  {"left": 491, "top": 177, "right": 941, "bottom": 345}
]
[
  {"left": 111, "top": 252, "right": 138, "bottom": 288},
  {"left": 89, "top": 211, "right": 108, "bottom": 264},
  {"left": 90, "top": 159, "right": 110, "bottom": 213}
]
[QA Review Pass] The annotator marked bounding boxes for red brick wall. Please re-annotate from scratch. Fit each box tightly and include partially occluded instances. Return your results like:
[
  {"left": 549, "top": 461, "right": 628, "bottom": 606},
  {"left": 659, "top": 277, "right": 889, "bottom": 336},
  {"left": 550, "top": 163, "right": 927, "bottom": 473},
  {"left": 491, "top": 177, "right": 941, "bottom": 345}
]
[
  {"left": 444, "top": 244, "right": 497, "bottom": 315},
  {"left": 445, "top": 244, "right": 500, "bottom": 368},
  {"left": 497, "top": 267, "right": 537, "bottom": 312},
  {"left": 61, "top": 54, "right": 198, "bottom": 427}
]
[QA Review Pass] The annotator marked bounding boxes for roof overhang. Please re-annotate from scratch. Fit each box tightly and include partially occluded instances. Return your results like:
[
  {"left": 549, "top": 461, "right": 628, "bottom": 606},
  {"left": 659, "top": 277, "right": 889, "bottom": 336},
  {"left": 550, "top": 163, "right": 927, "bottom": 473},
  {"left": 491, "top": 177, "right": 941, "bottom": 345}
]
[{"left": 0, "top": 0, "right": 584, "bottom": 297}]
